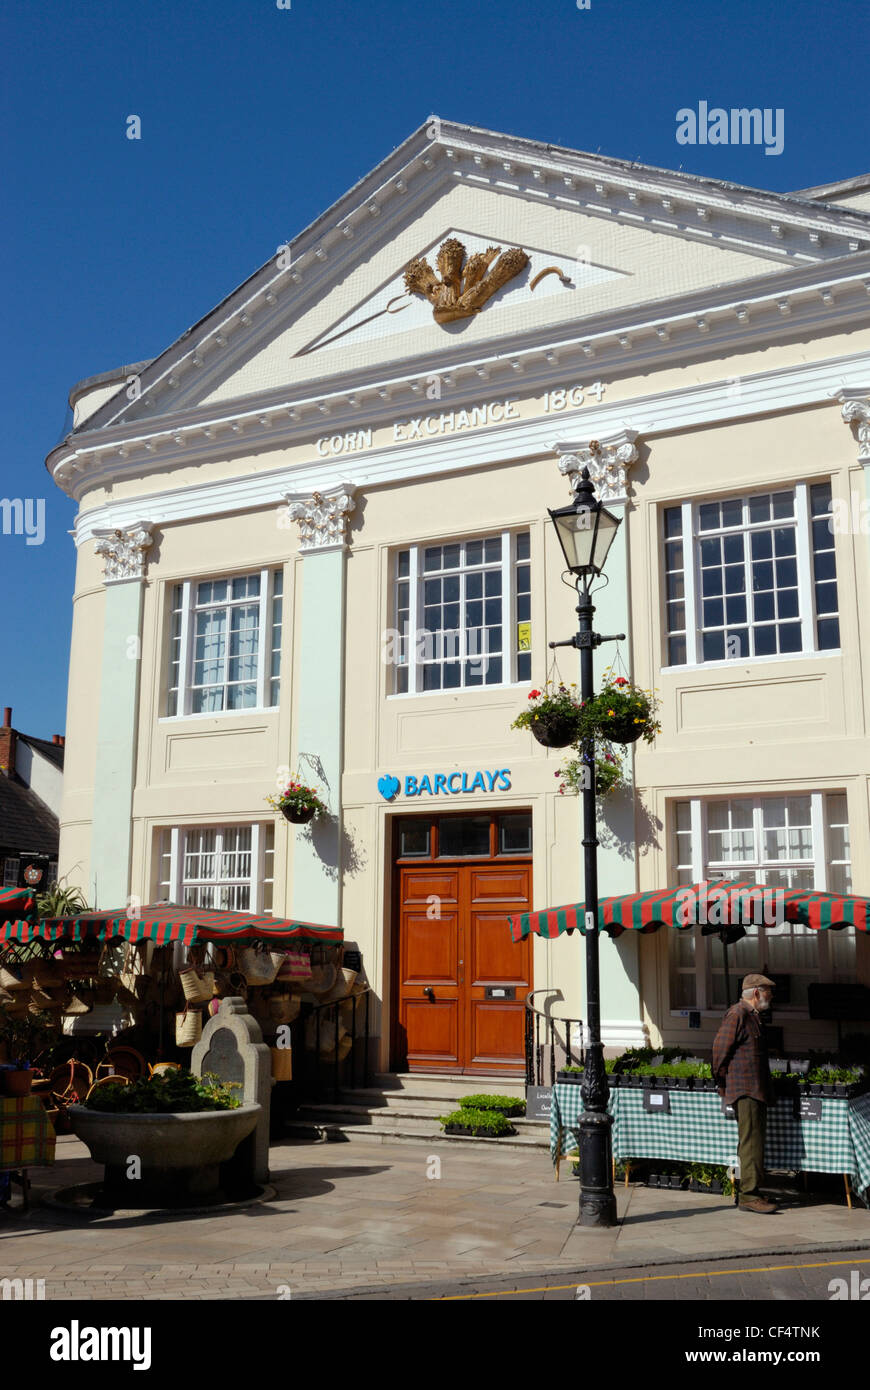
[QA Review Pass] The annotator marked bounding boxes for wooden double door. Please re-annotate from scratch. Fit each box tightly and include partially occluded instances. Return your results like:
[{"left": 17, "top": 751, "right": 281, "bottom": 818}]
[{"left": 394, "top": 813, "right": 532, "bottom": 1075}]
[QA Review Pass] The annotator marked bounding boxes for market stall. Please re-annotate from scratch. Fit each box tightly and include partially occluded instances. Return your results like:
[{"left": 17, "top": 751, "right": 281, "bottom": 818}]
[
  {"left": 0, "top": 903, "right": 365, "bottom": 1122},
  {"left": 510, "top": 879, "right": 870, "bottom": 1202},
  {"left": 550, "top": 1078, "right": 870, "bottom": 1206}
]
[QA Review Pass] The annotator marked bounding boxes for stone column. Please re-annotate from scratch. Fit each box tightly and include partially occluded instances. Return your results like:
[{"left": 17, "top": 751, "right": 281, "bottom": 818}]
[
  {"left": 283, "top": 484, "right": 355, "bottom": 926},
  {"left": 551, "top": 433, "right": 648, "bottom": 1049},
  {"left": 89, "top": 522, "right": 154, "bottom": 908}
]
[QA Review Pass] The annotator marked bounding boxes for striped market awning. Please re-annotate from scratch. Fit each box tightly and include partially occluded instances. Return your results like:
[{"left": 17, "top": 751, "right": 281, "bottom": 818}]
[
  {"left": 509, "top": 880, "right": 870, "bottom": 942},
  {"left": 0, "top": 903, "right": 343, "bottom": 947},
  {"left": 0, "top": 886, "right": 36, "bottom": 923}
]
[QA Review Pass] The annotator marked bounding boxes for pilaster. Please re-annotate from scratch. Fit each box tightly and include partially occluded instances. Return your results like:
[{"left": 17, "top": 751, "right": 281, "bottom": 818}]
[
  {"left": 89, "top": 522, "right": 154, "bottom": 908},
  {"left": 282, "top": 485, "right": 355, "bottom": 926}
]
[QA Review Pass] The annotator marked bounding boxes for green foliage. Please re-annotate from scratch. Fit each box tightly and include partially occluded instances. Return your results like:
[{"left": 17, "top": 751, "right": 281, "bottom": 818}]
[
  {"left": 0, "top": 1009, "right": 56, "bottom": 1067},
  {"left": 266, "top": 776, "right": 328, "bottom": 817},
  {"left": 511, "top": 682, "right": 581, "bottom": 733},
  {"left": 84, "top": 1070, "right": 242, "bottom": 1113},
  {"left": 458, "top": 1094, "right": 525, "bottom": 1116},
  {"left": 806, "top": 1064, "right": 863, "bottom": 1085},
  {"left": 559, "top": 1064, "right": 584, "bottom": 1074},
  {"left": 574, "top": 671, "right": 661, "bottom": 748},
  {"left": 555, "top": 750, "right": 625, "bottom": 799},
  {"left": 35, "top": 880, "right": 90, "bottom": 917},
  {"left": 439, "top": 1107, "right": 513, "bottom": 1135}
]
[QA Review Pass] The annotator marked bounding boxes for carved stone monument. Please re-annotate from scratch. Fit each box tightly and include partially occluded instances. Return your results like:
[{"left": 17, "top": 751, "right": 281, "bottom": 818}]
[{"left": 192, "top": 997, "right": 272, "bottom": 1184}]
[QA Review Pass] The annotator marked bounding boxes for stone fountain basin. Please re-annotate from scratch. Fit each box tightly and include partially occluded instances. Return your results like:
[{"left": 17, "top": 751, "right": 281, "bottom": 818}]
[{"left": 68, "top": 1103, "right": 261, "bottom": 1173}]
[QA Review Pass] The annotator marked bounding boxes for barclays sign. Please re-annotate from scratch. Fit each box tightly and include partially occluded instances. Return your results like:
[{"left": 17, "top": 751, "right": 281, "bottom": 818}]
[{"left": 377, "top": 769, "right": 512, "bottom": 801}]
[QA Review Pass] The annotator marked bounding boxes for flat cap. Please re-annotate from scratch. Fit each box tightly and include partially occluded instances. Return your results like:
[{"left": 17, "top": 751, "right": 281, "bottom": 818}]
[{"left": 742, "top": 973, "right": 776, "bottom": 991}]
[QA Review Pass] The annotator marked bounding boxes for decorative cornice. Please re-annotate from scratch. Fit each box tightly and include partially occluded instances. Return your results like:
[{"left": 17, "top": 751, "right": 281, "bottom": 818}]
[
  {"left": 283, "top": 483, "right": 356, "bottom": 552},
  {"left": 68, "top": 351, "right": 870, "bottom": 546},
  {"left": 553, "top": 430, "right": 639, "bottom": 503},
  {"left": 836, "top": 386, "right": 870, "bottom": 462},
  {"left": 46, "top": 255, "right": 870, "bottom": 501},
  {"left": 92, "top": 521, "right": 155, "bottom": 584}
]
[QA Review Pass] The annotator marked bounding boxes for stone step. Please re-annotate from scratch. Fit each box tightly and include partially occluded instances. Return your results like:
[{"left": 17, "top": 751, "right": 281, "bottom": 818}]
[
  {"left": 284, "top": 1118, "right": 549, "bottom": 1151},
  {"left": 329, "top": 1088, "right": 526, "bottom": 1113},
  {"left": 296, "top": 1101, "right": 546, "bottom": 1132},
  {"left": 369, "top": 1072, "right": 527, "bottom": 1099}
]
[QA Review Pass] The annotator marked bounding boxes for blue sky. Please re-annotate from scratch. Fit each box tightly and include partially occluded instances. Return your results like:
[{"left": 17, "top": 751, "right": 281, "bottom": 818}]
[{"left": 1, "top": 0, "right": 867, "bottom": 737}]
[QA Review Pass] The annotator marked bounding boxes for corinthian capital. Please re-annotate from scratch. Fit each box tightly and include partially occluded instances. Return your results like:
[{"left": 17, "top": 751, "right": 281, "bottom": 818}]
[
  {"left": 93, "top": 521, "right": 154, "bottom": 583},
  {"left": 836, "top": 388, "right": 870, "bottom": 462},
  {"left": 283, "top": 483, "right": 356, "bottom": 552},
  {"left": 552, "top": 429, "right": 640, "bottom": 503}
]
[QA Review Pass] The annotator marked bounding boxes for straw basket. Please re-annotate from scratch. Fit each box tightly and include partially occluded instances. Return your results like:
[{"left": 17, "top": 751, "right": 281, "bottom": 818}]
[
  {"left": 0, "top": 964, "right": 27, "bottom": 991},
  {"left": 270, "top": 1046, "right": 293, "bottom": 1081},
  {"left": 179, "top": 966, "right": 214, "bottom": 1004},
  {"left": 267, "top": 994, "right": 301, "bottom": 1025},
  {"left": 62, "top": 990, "right": 93, "bottom": 1016},
  {"left": 237, "top": 947, "right": 279, "bottom": 986},
  {"left": 318, "top": 968, "right": 358, "bottom": 1005},
  {"left": 176, "top": 1008, "right": 203, "bottom": 1048},
  {"left": 306, "top": 963, "right": 337, "bottom": 997},
  {"left": 276, "top": 951, "right": 312, "bottom": 982}
]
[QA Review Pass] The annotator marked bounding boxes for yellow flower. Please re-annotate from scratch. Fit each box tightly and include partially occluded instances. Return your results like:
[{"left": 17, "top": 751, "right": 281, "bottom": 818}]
[{"left": 607, "top": 709, "right": 615, "bottom": 716}]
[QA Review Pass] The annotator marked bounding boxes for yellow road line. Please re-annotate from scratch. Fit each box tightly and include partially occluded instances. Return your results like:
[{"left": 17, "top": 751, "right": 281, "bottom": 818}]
[{"left": 433, "top": 1255, "right": 870, "bottom": 1299}]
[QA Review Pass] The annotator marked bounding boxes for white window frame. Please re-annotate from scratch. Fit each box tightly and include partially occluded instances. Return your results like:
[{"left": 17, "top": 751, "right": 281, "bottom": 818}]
[
  {"left": 163, "top": 569, "right": 281, "bottom": 719},
  {"left": 662, "top": 483, "right": 841, "bottom": 672},
  {"left": 158, "top": 823, "right": 273, "bottom": 914},
  {"left": 2, "top": 857, "right": 21, "bottom": 888},
  {"left": 669, "top": 792, "right": 854, "bottom": 1016},
  {"left": 389, "top": 529, "right": 530, "bottom": 697}
]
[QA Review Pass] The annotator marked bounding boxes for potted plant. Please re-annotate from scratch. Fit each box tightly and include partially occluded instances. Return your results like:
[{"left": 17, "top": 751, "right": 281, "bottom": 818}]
[
  {"left": 557, "top": 1064, "right": 585, "bottom": 1085},
  {"left": 458, "top": 1093, "right": 526, "bottom": 1119},
  {"left": 574, "top": 671, "right": 661, "bottom": 747},
  {"left": 555, "top": 749, "right": 625, "bottom": 800},
  {"left": 267, "top": 777, "right": 328, "bottom": 824},
  {"left": 69, "top": 1070, "right": 260, "bottom": 1205},
  {"left": 0, "top": 1010, "right": 54, "bottom": 1096},
  {"left": 439, "top": 1107, "right": 515, "bottom": 1138},
  {"left": 511, "top": 682, "right": 581, "bottom": 749}
]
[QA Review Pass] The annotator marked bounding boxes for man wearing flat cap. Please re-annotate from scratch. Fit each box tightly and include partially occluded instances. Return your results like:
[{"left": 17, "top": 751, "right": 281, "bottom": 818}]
[{"left": 712, "top": 973, "right": 777, "bottom": 1214}]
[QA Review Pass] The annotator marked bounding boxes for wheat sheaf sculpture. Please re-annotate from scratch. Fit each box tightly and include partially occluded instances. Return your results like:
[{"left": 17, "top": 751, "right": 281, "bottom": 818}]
[{"left": 403, "top": 237, "right": 530, "bottom": 323}]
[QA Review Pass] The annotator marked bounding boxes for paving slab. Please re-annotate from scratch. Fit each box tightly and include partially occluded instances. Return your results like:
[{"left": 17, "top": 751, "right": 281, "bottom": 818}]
[{"left": 1, "top": 1134, "right": 866, "bottom": 1299}]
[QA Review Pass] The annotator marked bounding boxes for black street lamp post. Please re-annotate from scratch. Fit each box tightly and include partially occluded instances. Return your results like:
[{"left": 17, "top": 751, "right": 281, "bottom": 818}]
[{"left": 548, "top": 464, "right": 624, "bottom": 1228}]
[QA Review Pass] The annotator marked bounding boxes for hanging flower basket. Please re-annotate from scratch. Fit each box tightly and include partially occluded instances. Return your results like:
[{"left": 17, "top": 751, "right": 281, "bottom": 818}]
[
  {"left": 575, "top": 672, "right": 661, "bottom": 748},
  {"left": 555, "top": 749, "right": 625, "bottom": 799},
  {"left": 511, "top": 683, "right": 581, "bottom": 749},
  {"left": 267, "top": 776, "right": 328, "bottom": 823}
]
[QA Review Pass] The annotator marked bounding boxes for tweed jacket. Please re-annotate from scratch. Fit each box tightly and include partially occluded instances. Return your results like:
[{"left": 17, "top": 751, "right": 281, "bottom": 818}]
[{"left": 712, "top": 999, "right": 773, "bottom": 1106}]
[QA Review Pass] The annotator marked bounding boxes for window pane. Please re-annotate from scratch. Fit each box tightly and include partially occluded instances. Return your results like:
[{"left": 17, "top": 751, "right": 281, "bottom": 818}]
[
  {"left": 438, "top": 817, "right": 490, "bottom": 857},
  {"left": 499, "top": 813, "right": 532, "bottom": 854},
  {"left": 399, "top": 821, "right": 430, "bottom": 857}
]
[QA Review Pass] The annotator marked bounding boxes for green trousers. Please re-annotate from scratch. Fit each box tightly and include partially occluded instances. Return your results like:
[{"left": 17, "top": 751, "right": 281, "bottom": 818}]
[{"left": 735, "top": 1096, "right": 767, "bottom": 1201}]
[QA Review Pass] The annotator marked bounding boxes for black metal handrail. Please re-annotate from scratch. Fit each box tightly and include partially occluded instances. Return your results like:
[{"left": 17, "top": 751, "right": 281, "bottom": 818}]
[
  {"left": 525, "top": 989, "right": 585, "bottom": 1087},
  {"left": 296, "top": 987, "right": 372, "bottom": 1100}
]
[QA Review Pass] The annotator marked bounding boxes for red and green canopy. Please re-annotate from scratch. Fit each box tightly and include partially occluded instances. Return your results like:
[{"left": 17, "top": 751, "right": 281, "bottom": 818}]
[
  {"left": 0, "top": 886, "right": 36, "bottom": 924},
  {"left": 0, "top": 903, "right": 343, "bottom": 948},
  {"left": 509, "top": 880, "right": 870, "bottom": 942}
]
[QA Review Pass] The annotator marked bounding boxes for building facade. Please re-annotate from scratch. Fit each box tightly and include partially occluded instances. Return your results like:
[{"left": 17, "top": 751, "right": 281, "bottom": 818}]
[
  {"left": 0, "top": 706, "right": 63, "bottom": 887},
  {"left": 47, "top": 122, "right": 870, "bottom": 1072}
]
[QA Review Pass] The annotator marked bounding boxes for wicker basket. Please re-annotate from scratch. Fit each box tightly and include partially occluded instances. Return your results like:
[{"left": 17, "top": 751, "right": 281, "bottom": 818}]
[
  {"left": 267, "top": 994, "right": 301, "bottom": 1025},
  {"left": 306, "top": 963, "right": 337, "bottom": 997},
  {"left": 179, "top": 966, "right": 213, "bottom": 1004},
  {"left": 270, "top": 1045, "right": 293, "bottom": 1081},
  {"left": 0, "top": 965, "right": 26, "bottom": 991},
  {"left": 276, "top": 950, "right": 313, "bottom": 981},
  {"left": 176, "top": 1008, "right": 203, "bottom": 1047},
  {"left": 238, "top": 947, "right": 279, "bottom": 986}
]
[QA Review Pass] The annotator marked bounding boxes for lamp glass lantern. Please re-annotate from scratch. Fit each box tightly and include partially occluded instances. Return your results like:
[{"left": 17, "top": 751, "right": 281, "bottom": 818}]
[{"left": 548, "top": 468, "right": 621, "bottom": 576}]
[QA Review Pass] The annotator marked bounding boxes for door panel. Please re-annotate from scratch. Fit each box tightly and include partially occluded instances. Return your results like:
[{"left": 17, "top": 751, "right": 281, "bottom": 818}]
[{"left": 397, "top": 848, "right": 532, "bottom": 1075}]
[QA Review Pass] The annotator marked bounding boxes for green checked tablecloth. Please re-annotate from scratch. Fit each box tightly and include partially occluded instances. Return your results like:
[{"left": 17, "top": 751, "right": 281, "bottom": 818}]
[{"left": 550, "top": 1084, "right": 870, "bottom": 1198}]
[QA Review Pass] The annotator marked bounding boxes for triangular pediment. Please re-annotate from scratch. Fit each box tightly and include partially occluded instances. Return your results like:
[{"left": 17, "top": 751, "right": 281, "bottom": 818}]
[{"left": 71, "top": 120, "right": 870, "bottom": 437}]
